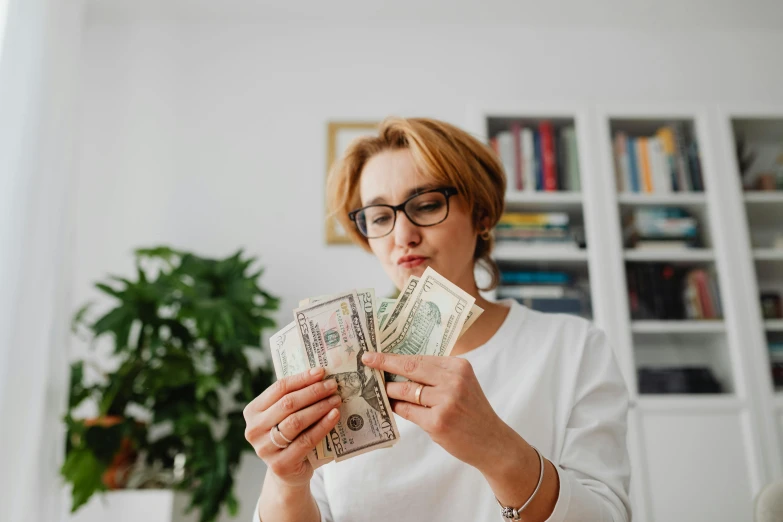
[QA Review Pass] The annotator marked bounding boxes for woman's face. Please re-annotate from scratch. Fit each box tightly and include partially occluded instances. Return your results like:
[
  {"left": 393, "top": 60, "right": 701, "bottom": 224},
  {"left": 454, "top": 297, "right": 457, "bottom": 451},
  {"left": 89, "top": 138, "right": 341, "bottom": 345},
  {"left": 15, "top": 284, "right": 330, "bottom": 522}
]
[{"left": 358, "top": 148, "right": 478, "bottom": 292}]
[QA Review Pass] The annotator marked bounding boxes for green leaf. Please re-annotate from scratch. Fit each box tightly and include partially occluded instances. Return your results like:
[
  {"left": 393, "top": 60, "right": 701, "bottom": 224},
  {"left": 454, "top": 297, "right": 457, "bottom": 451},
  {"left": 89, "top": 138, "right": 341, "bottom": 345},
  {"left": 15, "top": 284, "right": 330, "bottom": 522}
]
[
  {"left": 71, "top": 302, "right": 93, "bottom": 334},
  {"left": 61, "top": 448, "right": 107, "bottom": 512},
  {"left": 195, "top": 375, "right": 220, "bottom": 401}
]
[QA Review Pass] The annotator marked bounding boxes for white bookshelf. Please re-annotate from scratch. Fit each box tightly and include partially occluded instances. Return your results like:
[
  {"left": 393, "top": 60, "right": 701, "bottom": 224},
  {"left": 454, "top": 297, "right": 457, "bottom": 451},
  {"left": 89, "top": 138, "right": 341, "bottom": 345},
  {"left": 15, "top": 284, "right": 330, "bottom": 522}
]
[
  {"left": 468, "top": 102, "right": 783, "bottom": 522},
  {"left": 617, "top": 192, "right": 707, "bottom": 206},
  {"left": 623, "top": 248, "right": 714, "bottom": 263},
  {"left": 754, "top": 249, "right": 783, "bottom": 261},
  {"left": 630, "top": 320, "right": 725, "bottom": 334},
  {"left": 744, "top": 192, "right": 783, "bottom": 204},
  {"left": 767, "top": 320, "right": 783, "bottom": 332},
  {"left": 637, "top": 395, "right": 743, "bottom": 414},
  {"left": 493, "top": 243, "right": 588, "bottom": 262}
]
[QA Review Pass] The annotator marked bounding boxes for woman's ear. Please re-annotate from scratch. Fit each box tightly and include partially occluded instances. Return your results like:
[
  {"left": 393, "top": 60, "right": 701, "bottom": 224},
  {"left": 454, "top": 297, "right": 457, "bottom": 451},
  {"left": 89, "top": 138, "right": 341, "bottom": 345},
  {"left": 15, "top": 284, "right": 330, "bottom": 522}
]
[{"left": 478, "top": 215, "right": 492, "bottom": 234}]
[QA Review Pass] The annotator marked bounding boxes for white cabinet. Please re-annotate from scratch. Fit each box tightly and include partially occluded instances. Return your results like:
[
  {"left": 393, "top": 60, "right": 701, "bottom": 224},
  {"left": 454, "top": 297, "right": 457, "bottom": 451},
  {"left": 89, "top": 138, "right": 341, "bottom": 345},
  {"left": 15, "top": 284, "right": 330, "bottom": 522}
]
[{"left": 468, "top": 102, "right": 783, "bottom": 521}]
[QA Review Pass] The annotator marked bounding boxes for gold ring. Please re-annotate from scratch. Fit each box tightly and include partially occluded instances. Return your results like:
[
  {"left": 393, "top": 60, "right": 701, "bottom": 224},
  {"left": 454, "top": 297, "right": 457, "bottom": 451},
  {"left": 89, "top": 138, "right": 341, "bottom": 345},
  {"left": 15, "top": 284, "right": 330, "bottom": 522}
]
[{"left": 414, "top": 383, "right": 425, "bottom": 406}]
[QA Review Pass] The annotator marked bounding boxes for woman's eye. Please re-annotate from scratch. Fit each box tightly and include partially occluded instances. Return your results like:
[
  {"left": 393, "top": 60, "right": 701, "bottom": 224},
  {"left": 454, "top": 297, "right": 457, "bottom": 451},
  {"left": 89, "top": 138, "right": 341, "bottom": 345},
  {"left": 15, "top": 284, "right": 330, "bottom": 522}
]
[
  {"left": 416, "top": 202, "right": 442, "bottom": 212},
  {"left": 372, "top": 216, "right": 390, "bottom": 225}
]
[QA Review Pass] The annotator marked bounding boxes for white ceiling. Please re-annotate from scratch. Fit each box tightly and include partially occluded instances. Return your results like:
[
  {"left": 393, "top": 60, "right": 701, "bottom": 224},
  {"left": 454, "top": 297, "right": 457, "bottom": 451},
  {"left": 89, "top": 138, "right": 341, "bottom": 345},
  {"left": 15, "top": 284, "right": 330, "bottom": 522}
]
[{"left": 86, "top": 0, "right": 783, "bottom": 29}]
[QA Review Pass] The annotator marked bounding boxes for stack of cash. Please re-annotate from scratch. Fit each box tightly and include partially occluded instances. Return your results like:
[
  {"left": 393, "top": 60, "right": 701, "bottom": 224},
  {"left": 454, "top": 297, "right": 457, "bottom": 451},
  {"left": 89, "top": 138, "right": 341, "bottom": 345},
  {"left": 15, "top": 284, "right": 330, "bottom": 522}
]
[{"left": 268, "top": 267, "right": 483, "bottom": 465}]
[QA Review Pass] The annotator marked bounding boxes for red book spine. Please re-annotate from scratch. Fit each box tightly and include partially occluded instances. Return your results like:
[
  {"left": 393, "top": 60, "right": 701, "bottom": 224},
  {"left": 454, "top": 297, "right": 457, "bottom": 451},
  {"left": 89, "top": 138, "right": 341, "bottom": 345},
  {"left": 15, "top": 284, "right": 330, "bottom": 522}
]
[
  {"left": 512, "top": 123, "right": 523, "bottom": 191},
  {"left": 540, "top": 121, "right": 557, "bottom": 191},
  {"left": 694, "top": 270, "right": 715, "bottom": 319}
]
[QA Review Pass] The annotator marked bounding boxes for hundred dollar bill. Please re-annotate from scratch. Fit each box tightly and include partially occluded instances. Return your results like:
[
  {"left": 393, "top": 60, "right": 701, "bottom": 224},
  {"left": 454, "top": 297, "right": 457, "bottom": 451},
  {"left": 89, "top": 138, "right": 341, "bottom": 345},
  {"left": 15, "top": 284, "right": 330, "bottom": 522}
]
[
  {"left": 380, "top": 267, "right": 475, "bottom": 382},
  {"left": 294, "top": 292, "right": 400, "bottom": 462},
  {"left": 269, "top": 321, "right": 328, "bottom": 466}
]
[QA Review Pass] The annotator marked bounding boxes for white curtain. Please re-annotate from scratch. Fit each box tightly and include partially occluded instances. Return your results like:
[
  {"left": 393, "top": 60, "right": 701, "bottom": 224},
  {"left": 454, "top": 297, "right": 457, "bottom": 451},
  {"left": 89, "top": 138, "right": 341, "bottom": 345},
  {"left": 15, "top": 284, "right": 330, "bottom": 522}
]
[{"left": 0, "top": 0, "right": 83, "bottom": 521}]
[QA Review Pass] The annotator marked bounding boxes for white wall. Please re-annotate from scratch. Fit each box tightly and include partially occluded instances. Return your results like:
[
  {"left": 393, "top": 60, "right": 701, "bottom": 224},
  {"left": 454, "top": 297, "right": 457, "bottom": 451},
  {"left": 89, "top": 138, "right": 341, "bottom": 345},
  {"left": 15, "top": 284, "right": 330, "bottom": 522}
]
[
  {"left": 0, "top": 1, "right": 84, "bottom": 522},
  {"left": 75, "top": 10, "right": 783, "bottom": 522}
]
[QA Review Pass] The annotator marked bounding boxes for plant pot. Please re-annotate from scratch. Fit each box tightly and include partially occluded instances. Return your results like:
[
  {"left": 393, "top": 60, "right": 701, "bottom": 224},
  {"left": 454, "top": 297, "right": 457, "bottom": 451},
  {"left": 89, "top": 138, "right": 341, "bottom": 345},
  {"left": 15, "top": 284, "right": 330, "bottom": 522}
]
[
  {"left": 68, "top": 490, "right": 199, "bottom": 522},
  {"left": 83, "top": 416, "right": 138, "bottom": 490}
]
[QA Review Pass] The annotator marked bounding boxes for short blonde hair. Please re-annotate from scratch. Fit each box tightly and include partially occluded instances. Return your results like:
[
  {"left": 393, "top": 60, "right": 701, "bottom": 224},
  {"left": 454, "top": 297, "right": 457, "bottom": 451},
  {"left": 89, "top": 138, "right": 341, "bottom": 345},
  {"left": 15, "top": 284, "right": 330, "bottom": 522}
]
[{"left": 326, "top": 117, "right": 506, "bottom": 290}]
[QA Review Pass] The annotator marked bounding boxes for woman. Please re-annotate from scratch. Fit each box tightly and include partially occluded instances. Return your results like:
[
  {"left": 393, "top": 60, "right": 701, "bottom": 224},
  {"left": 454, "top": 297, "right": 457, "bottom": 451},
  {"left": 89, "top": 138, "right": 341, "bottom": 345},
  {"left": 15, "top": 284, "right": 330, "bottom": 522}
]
[{"left": 243, "top": 117, "right": 632, "bottom": 521}]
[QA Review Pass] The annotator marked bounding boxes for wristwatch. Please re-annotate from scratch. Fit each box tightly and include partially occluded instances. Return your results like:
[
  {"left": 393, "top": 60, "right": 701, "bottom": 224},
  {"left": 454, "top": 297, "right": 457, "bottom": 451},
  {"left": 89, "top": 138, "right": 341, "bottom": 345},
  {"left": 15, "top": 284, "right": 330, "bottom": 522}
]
[{"left": 496, "top": 445, "right": 545, "bottom": 520}]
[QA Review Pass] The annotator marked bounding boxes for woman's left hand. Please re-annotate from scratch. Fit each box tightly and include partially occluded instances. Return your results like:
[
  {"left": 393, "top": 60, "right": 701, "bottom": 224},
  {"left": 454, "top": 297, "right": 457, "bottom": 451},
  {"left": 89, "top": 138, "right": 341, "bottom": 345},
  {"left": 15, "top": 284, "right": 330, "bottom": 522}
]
[{"left": 361, "top": 351, "right": 516, "bottom": 472}]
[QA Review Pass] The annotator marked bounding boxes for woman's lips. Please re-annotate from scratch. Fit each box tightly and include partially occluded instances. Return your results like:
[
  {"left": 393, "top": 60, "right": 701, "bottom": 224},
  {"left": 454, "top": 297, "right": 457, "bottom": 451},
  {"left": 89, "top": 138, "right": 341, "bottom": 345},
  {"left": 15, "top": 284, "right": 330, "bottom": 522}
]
[{"left": 398, "top": 257, "right": 427, "bottom": 269}]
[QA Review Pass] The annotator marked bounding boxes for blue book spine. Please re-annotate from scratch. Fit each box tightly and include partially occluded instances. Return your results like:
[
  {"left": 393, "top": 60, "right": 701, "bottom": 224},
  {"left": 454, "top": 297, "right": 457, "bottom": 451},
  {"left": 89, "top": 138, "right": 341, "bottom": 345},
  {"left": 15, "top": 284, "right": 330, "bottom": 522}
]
[
  {"left": 626, "top": 136, "right": 640, "bottom": 193},
  {"left": 500, "top": 272, "right": 571, "bottom": 285}
]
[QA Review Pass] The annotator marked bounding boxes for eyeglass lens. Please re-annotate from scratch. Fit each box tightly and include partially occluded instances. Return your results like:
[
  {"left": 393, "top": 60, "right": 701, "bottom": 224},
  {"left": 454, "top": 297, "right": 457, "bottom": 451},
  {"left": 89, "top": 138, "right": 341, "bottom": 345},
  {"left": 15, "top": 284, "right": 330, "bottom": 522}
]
[{"left": 358, "top": 191, "right": 449, "bottom": 238}]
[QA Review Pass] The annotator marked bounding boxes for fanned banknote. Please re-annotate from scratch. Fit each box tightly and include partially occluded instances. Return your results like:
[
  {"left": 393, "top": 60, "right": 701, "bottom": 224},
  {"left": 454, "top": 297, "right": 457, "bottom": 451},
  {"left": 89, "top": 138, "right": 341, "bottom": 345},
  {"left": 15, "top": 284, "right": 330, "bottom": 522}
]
[
  {"left": 380, "top": 275, "right": 420, "bottom": 333},
  {"left": 379, "top": 267, "right": 476, "bottom": 382},
  {"left": 376, "top": 297, "right": 397, "bottom": 331},
  {"left": 294, "top": 292, "right": 400, "bottom": 462},
  {"left": 269, "top": 321, "right": 326, "bottom": 467}
]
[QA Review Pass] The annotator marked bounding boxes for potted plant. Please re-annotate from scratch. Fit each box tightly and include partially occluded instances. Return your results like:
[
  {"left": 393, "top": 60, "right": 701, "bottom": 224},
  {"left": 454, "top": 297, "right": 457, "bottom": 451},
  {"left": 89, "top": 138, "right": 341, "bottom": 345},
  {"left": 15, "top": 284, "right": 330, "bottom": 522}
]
[{"left": 62, "top": 246, "right": 279, "bottom": 522}]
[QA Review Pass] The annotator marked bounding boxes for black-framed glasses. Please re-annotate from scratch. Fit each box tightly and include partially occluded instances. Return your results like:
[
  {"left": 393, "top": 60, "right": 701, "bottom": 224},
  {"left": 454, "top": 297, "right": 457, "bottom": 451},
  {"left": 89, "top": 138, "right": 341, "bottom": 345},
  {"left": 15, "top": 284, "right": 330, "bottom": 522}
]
[{"left": 348, "top": 187, "right": 459, "bottom": 239}]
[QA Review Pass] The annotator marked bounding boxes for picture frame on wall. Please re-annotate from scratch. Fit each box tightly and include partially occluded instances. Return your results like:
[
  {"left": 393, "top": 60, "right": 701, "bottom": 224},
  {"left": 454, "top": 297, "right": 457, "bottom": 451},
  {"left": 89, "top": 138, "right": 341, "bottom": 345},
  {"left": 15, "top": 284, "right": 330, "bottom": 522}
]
[{"left": 325, "top": 121, "right": 380, "bottom": 245}]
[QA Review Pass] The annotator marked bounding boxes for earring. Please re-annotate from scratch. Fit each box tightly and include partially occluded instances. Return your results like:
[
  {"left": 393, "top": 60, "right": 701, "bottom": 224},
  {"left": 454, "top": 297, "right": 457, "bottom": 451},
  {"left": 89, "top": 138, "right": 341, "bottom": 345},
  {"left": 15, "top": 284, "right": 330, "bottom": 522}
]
[{"left": 480, "top": 228, "right": 491, "bottom": 240}]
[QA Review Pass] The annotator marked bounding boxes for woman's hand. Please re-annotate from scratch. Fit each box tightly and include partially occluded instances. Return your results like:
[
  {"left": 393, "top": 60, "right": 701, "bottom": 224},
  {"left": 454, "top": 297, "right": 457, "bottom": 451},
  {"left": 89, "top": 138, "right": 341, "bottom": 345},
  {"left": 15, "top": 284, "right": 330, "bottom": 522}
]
[
  {"left": 243, "top": 367, "right": 342, "bottom": 489},
  {"left": 361, "top": 352, "right": 517, "bottom": 473}
]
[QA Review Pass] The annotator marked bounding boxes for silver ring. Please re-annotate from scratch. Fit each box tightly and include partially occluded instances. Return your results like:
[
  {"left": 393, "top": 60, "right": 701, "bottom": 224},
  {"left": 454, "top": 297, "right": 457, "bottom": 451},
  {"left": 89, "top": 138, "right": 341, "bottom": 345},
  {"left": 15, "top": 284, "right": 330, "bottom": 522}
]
[
  {"left": 269, "top": 427, "right": 289, "bottom": 449},
  {"left": 414, "top": 383, "right": 425, "bottom": 406},
  {"left": 275, "top": 424, "right": 294, "bottom": 444}
]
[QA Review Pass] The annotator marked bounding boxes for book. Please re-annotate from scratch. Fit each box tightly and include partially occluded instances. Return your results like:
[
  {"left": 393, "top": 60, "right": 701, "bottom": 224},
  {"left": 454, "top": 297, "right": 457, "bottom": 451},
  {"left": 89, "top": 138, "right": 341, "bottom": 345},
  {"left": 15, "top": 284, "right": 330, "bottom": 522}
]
[
  {"left": 627, "top": 136, "right": 640, "bottom": 192},
  {"left": 522, "top": 128, "right": 535, "bottom": 193},
  {"left": 511, "top": 123, "right": 523, "bottom": 191},
  {"left": 500, "top": 271, "right": 572, "bottom": 285},
  {"left": 564, "top": 126, "right": 581, "bottom": 191},
  {"left": 540, "top": 121, "right": 557, "bottom": 191},
  {"left": 638, "top": 137, "right": 653, "bottom": 193},
  {"left": 497, "top": 131, "right": 516, "bottom": 193}
]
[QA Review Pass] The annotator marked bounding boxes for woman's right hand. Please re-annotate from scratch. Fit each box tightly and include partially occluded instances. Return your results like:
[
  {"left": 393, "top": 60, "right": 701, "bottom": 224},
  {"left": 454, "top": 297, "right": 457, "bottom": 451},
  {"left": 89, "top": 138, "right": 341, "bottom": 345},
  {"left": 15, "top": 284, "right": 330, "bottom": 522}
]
[{"left": 244, "top": 367, "right": 342, "bottom": 488}]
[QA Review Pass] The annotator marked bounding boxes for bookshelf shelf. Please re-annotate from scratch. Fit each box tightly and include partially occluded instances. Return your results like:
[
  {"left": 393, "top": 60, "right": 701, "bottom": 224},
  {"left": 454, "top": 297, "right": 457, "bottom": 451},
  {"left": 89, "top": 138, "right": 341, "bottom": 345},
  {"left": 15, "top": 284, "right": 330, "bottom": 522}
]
[
  {"left": 637, "top": 395, "right": 742, "bottom": 414},
  {"left": 753, "top": 249, "right": 783, "bottom": 261},
  {"left": 617, "top": 193, "right": 707, "bottom": 206},
  {"left": 505, "top": 191, "right": 583, "bottom": 208},
  {"left": 624, "top": 249, "right": 714, "bottom": 263},
  {"left": 766, "top": 320, "right": 783, "bottom": 332},
  {"left": 493, "top": 243, "right": 587, "bottom": 262},
  {"left": 631, "top": 320, "right": 726, "bottom": 334},
  {"left": 744, "top": 192, "right": 783, "bottom": 204}
]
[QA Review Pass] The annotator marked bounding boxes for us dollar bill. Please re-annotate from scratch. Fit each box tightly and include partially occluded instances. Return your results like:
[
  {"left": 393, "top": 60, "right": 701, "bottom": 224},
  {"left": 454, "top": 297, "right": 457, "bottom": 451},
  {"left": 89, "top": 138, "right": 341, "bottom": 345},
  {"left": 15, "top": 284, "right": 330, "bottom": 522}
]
[
  {"left": 294, "top": 292, "right": 400, "bottom": 462},
  {"left": 457, "top": 303, "right": 484, "bottom": 340},
  {"left": 379, "top": 275, "right": 419, "bottom": 332},
  {"left": 379, "top": 267, "right": 475, "bottom": 382},
  {"left": 315, "top": 288, "right": 382, "bottom": 460},
  {"left": 269, "top": 321, "right": 326, "bottom": 466},
  {"left": 376, "top": 298, "right": 396, "bottom": 331}
]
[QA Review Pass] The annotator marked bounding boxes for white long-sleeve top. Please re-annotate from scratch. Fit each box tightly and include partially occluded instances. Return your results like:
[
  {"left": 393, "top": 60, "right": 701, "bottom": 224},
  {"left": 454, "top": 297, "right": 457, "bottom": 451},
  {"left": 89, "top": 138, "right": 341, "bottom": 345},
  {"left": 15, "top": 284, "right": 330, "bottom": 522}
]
[{"left": 255, "top": 299, "right": 632, "bottom": 522}]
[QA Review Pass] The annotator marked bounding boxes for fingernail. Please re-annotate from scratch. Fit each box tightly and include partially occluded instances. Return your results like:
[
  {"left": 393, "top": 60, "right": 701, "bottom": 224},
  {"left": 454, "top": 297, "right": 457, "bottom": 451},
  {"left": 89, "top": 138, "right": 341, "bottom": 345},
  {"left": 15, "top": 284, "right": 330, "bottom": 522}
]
[
  {"left": 362, "top": 353, "right": 376, "bottom": 364},
  {"left": 310, "top": 368, "right": 322, "bottom": 376},
  {"left": 324, "top": 379, "right": 338, "bottom": 390},
  {"left": 329, "top": 395, "right": 341, "bottom": 405},
  {"left": 328, "top": 408, "right": 339, "bottom": 419}
]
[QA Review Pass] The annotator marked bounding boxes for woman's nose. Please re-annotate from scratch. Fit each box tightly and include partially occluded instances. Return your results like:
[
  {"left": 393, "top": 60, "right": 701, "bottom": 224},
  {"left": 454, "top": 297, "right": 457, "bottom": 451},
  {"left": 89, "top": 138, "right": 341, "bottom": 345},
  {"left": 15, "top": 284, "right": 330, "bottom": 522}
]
[{"left": 393, "top": 211, "right": 421, "bottom": 247}]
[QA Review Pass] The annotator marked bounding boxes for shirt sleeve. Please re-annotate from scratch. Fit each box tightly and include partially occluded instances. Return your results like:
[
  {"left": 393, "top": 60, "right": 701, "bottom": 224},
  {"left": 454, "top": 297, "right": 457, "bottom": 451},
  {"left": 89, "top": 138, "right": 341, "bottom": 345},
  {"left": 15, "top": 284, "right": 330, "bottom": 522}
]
[
  {"left": 250, "top": 467, "right": 333, "bottom": 522},
  {"left": 544, "top": 326, "right": 632, "bottom": 522}
]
